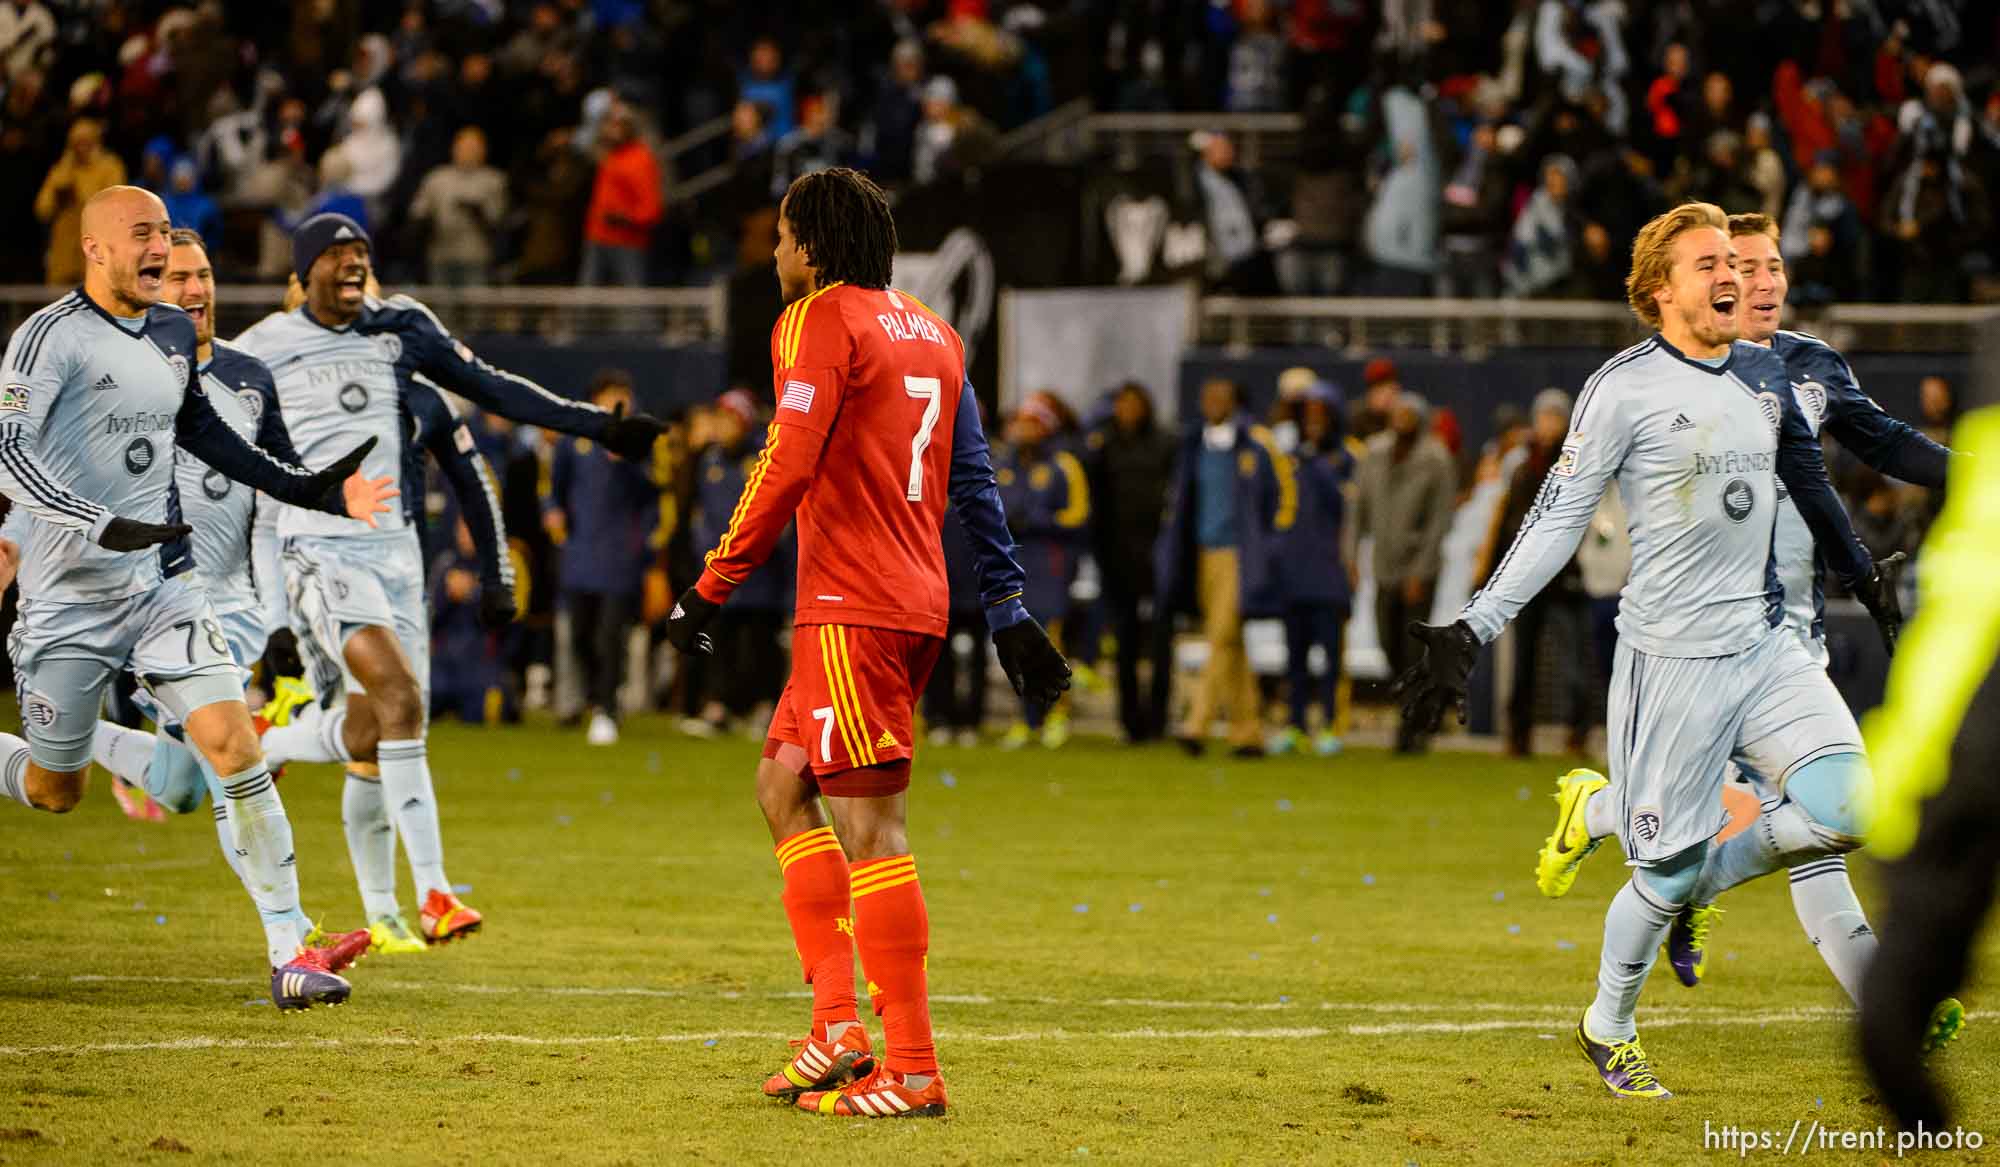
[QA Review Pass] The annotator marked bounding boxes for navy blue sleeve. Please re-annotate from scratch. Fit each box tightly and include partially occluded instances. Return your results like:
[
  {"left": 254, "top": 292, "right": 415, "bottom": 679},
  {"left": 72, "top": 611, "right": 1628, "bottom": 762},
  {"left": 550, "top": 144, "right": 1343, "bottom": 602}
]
[
  {"left": 1773, "top": 379, "right": 1874, "bottom": 589},
  {"left": 175, "top": 365, "right": 339, "bottom": 513},
  {"left": 217, "top": 352, "right": 303, "bottom": 465},
  {"left": 945, "top": 382, "right": 1031, "bottom": 631},
  {"left": 1802, "top": 346, "right": 1952, "bottom": 488},
  {"left": 410, "top": 381, "right": 513, "bottom": 594},
  {"left": 397, "top": 301, "right": 612, "bottom": 440}
]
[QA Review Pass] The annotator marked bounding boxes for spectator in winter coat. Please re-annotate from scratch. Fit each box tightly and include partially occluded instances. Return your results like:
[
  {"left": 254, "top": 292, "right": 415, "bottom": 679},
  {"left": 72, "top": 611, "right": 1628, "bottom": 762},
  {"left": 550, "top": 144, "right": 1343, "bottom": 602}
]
[
  {"left": 545, "top": 371, "right": 660, "bottom": 745},
  {"left": 1085, "top": 381, "right": 1178, "bottom": 742},
  {"left": 1351, "top": 391, "right": 1455, "bottom": 752},
  {"left": 995, "top": 393, "right": 1091, "bottom": 749},
  {"left": 1156, "top": 379, "right": 1296, "bottom": 757},
  {"left": 411, "top": 126, "right": 509, "bottom": 286},
  {"left": 581, "top": 101, "right": 662, "bottom": 287},
  {"left": 1269, "top": 382, "right": 1351, "bottom": 756},
  {"left": 33, "top": 117, "right": 123, "bottom": 285}
]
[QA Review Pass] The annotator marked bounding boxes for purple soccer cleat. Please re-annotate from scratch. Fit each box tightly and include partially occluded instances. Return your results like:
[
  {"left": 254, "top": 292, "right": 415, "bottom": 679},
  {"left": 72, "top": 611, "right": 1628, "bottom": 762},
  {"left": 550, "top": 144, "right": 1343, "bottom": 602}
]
[
  {"left": 1576, "top": 1012, "right": 1672, "bottom": 1098},
  {"left": 270, "top": 947, "right": 352, "bottom": 1011},
  {"left": 1663, "top": 903, "right": 1722, "bottom": 987}
]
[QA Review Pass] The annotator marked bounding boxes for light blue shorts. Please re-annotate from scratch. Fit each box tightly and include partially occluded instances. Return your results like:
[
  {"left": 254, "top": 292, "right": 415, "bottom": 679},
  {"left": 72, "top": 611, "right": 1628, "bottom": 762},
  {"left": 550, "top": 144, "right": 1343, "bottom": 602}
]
[
  {"left": 131, "top": 603, "right": 269, "bottom": 731},
  {"left": 282, "top": 531, "right": 430, "bottom": 703},
  {"left": 1606, "top": 627, "right": 1862, "bottom": 864},
  {"left": 9, "top": 576, "right": 242, "bottom": 770}
]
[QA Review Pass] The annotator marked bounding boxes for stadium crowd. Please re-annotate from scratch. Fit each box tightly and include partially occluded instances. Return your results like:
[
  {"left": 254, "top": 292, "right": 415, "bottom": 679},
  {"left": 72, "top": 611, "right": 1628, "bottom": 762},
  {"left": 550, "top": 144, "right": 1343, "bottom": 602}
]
[
  {"left": 430, "top": 358, "right": 1953, "bottom": 754},
  {"left": 0, "top": 2, "right": 1995, "bottom": 302}
]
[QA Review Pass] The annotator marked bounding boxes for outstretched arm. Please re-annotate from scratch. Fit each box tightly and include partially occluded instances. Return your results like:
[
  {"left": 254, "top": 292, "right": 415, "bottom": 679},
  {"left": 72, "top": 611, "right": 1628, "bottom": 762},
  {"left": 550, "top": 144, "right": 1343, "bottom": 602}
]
[
  {"left": 413, "top": 384, "right": 514, "bottom": 603},
  {"left": 175, "top": 375, "right": 385, "bottom": 518},
  {"left": 1814, "top": 355, "right": 1951, "bottom": 487}
]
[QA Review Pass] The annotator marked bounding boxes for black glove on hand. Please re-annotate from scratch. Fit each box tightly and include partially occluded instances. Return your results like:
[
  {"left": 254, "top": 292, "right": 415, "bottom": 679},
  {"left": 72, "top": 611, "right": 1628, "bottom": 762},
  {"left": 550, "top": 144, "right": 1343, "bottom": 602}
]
[
  {"left": 1389, "top": 620, "right": 1480, "bottom": 734},
  {"left": 663, "top": 586, "right": 720, "bottom": 655},
  {"left": 478, "top": 584, "right": 518, "bottom": 630},
  {"left": 993, "top": 616, "right": 1072, "bottom": 707},
  {"left": 601, "top": 401, "right": 667, "bottom": 461},
  {"left": 309, "top": 436, "right": 378, "bottom": 512},
  {"left": 98, "top": 516, "right": 193, "bottom": 551},
  {"left": 1852, "top": 551, "right": 1907, "bottom": 654}
]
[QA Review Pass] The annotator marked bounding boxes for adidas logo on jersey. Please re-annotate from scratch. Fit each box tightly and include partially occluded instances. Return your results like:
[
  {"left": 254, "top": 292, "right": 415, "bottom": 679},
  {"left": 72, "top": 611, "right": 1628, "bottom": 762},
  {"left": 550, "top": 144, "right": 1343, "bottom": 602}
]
[
  {"left": 1668, "top": 412, "right": 1694, "bottom": 433},
  {"left": 875, "top": 728, "right": 899, "bottom": 751},
  {"left": 92, "top": 373, "right": 117, "bottom": 392}
]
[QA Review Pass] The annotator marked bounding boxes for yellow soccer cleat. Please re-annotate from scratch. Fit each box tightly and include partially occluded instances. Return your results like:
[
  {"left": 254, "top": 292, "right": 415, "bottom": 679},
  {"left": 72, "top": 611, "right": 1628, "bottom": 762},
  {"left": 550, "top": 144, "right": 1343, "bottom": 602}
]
[
  {"left": 259, "top": 676, "right": 316, "bottom": 729},
  {"left": 1536, "top": 768, "right": 1610, "bottom": 898},
  {"left": 368, "top": 914, "right": 429, "bottom": 955},
  {"left": 1925, "top": 998, "right": 1967, "bottom": 1056}
]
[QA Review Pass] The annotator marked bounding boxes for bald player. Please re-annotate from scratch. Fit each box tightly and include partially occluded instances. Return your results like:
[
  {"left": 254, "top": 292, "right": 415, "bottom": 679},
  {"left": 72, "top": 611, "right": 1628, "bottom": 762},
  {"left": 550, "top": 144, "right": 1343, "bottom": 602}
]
[{"left": 0, "top": 187, "right": 395, "bottom": 1009}]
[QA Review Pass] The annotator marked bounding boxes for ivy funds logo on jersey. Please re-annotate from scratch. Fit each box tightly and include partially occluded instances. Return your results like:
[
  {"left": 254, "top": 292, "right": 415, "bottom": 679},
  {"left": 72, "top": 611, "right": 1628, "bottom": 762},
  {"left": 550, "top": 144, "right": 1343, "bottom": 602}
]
[
  {"left": 1721, "top": 477, "right": 1754, "bottom": 523},
  {"left": 124, "top": 437, "right": 154, "bottom": 476},
  {"left": 338, "top": 383, "right": 370, "bottom": 413}
]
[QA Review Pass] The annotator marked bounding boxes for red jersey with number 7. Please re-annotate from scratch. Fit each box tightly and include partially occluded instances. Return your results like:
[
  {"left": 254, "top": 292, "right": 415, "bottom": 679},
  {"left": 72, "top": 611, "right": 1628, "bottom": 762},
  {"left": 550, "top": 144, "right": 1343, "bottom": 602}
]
[{"left": 694, "top": 281, "right": 965, "bottom": 637}]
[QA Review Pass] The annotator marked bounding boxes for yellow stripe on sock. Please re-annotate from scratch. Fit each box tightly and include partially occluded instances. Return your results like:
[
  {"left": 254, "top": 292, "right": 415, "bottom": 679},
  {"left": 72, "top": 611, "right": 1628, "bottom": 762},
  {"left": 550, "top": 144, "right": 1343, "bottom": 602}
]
[
  {"left": 775, "top": 825, "right": 838, "bottom": 864},
  {"left": 818, "top": 627, "right": 866, "bottom": 766},
  {"left": 849, "top": 859, "right": 917, "bottom": 896},
  {"left": 829, "top": 625, "right": 877, "bottom": 765},
  {"left": 850, "top": 871, "right": 921, "bottom": 899},
  {"left": 779, "top": 839, "right": 847, "bottom": 870}
]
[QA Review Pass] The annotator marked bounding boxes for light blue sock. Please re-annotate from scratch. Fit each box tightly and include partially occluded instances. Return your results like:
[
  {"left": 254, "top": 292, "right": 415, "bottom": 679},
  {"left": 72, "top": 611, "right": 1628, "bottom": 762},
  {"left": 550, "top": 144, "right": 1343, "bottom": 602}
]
[
  {"left": 214, "top": 760, "right": 310, "bottom": 966},
  {"left": 342, "top": 772, "right": 401, "bottom": 920},
  {"left": 1691, "top": 752, "right": 1869, "bottom": 904},
  {"left": 378, "top": 738, "right": 450, "bottom": 900},
  {"left": 1585, "top": 844, "right": 1707, "bottom": 1042},
  {"left": 0, "top": 734, "right": 31, "bottom": 807},
  {"left": 140, "top": 732, "right": 208, "bottom": 815}
]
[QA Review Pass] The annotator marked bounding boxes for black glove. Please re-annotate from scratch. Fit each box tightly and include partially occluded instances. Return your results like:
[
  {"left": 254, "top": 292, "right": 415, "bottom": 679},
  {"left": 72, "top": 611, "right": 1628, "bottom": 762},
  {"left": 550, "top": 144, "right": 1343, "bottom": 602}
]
[
  {"left": 478, "top": 584, "right": 518, "bottom": 630},
  {"left": 308, "top": 436, "right": 378, "bottom": 513},
  {"left": 262, "top": 627, "right": 304, "bottom": 680},
  {"left": 1389, "top": 620, "right": 1480, "bottom": 734},
  {"left": 1852, "top": 551, "right": 1907, "bottom": 654},
  {"left": 993, "top": 616, "right": 1072, "bottom": 707},
  {"left": 601, "top": 401, "right": 667, "bottom": 461},
  {"left": 663, "top": 586, "right": 720, "bottom": 655},
  {"left": 98, "top": 516, "right": 193, "bottom": 551}
]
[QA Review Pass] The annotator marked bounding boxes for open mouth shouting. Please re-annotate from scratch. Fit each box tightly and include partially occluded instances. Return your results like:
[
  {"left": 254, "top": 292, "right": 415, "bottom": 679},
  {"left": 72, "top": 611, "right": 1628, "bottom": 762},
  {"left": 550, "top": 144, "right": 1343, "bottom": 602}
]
[
  {"left": 337, "top": 267, "right": 368, "bottom": 299},
  {"left": 1709, "top": 287, "right": 1739, "bottom": 329},
  {"left": 136, "top": 256, "right": 166, "bottom": 296}
]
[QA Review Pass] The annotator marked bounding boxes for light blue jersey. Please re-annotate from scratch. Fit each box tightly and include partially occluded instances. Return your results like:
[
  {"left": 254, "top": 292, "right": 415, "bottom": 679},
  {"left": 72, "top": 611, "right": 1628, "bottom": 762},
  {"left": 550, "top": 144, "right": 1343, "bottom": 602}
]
[{"left": 1463, "top": 337, "right": 1794, "bottom": 658}]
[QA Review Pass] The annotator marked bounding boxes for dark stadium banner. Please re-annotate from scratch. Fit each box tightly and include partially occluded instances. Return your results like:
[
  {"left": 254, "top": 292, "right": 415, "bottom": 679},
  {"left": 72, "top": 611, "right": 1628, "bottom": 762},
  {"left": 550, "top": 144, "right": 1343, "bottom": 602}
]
[
  {"left": 1078, "top": 162, "right": 1210, "bottom": 287},
  {"left": 889, "top": 165, "right": 1088, "bottom": 405}
]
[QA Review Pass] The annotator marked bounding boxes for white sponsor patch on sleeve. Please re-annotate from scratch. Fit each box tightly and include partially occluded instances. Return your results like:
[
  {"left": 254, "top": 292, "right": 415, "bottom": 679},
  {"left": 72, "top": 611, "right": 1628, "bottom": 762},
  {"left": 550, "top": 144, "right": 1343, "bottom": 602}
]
[{"left": 779, "top": 380, "right": 815, "bottom": 414}]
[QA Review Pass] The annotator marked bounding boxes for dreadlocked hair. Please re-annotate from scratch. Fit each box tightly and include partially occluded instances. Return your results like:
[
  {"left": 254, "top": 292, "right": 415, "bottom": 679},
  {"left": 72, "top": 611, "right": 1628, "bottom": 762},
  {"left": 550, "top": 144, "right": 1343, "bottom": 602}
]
[{"left": 781, "top": 167, "right": 897, "bottom": 289}]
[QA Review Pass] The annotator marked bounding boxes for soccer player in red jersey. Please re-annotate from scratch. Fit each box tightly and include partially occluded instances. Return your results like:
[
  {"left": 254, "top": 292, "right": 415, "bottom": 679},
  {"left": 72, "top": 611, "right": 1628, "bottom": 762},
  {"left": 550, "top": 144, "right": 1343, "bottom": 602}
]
[{"left": 664, "top": 168, "right": 1070, "bottom": 1118}]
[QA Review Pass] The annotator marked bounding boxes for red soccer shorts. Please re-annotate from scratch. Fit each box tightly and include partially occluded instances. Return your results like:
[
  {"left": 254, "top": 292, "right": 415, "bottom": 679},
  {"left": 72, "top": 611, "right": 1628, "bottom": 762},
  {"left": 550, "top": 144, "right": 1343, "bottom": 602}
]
[{"left": 763, "top": 623, "right": 944, "bottom": 797}]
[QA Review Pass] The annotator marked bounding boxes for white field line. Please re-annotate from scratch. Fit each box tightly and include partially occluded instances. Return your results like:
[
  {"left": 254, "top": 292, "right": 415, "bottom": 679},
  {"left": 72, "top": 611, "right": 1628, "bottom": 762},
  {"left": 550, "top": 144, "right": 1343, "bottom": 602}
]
[
  {"left": 0, "top": 1010, "right": 1942, "bottom": 1059},
  {"left": 27, "top": 974, "right": 1880, "bottom": 1022}
]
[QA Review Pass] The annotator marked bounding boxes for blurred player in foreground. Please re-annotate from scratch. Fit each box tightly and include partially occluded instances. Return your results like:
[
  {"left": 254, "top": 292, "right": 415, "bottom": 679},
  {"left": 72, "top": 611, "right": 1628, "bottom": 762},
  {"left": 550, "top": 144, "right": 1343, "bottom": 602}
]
[
  {"left": 1533, "top": 212, "right": 1960, "bottom": 1042},
  {"left": 1395, "top": 202, "right": 1897, "bottom": 1098},
  {"left": 664, "top": 168, "right": 1070, "bottom": 1118},
  {"left": 0, "top": 188, "right": 395, "bottom": 1007},
  {"left": 1858, "top": 316, "right": 2000, "bottom": 1129}
]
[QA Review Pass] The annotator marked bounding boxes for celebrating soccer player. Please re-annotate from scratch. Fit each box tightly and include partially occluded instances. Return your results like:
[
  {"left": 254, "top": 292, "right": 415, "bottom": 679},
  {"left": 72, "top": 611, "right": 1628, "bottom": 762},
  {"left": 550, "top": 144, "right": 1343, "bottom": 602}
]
[
  {"left": 1393, "top": 202, "right": 1898, "bottom": 1098},
  {"left": 0, "top": 187, "right": 397, "bottom": 1008},
  {"left": 663, "top": 168, "right": 1070, "bottom": 1118},
  {"left": 235, "top": 213, "right": 655, "bottom": 947},
  {"left": 1532, "top": 212, "right": 1962, "bottom": 1047}
]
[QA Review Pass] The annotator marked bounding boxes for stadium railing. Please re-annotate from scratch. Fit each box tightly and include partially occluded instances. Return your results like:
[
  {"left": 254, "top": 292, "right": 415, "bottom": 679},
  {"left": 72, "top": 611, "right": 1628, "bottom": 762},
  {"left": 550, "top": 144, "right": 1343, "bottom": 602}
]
[
  {"left": 996, "top": 109, "right": 1305, "bottom": 169},
  {"left": 0, "top": 285, "right": 730, "bottom": 344},
  {"left": 1197, "top": 297, "right": 2000, "bottom": 354}
]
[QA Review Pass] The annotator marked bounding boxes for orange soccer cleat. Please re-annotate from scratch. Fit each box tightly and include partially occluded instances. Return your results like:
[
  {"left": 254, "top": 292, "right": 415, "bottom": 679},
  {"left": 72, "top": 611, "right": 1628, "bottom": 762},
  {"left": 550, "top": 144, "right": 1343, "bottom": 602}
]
[
  {"left": 796, "top": 1065, "right": 948, "bottom": 1118},
  {"left": 762, "top": 1022, "right": 875, "bottom": 1101},
  {"left": 301, "top": 923, "right": 372, "bottom": 973},
  {"left": 419, "top": 888, "right": 483, "bottom": 945}
]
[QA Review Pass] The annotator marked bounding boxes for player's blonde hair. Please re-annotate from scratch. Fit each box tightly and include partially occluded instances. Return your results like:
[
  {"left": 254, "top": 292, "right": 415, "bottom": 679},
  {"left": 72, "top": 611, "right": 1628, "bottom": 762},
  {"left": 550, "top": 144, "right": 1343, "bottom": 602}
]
[
  {"left": 1625, "top": 202, "right": 1730, "bottom": 330},
  {"left": 1727, "top": 212, "right": 1780, "bottom": 245}
]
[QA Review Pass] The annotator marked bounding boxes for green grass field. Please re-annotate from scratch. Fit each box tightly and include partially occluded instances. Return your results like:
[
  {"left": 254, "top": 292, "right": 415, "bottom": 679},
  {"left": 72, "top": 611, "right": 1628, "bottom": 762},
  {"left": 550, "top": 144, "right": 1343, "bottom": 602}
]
[{"left": 0, "top": 718, "right": 1993, "bottom": 1164}]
